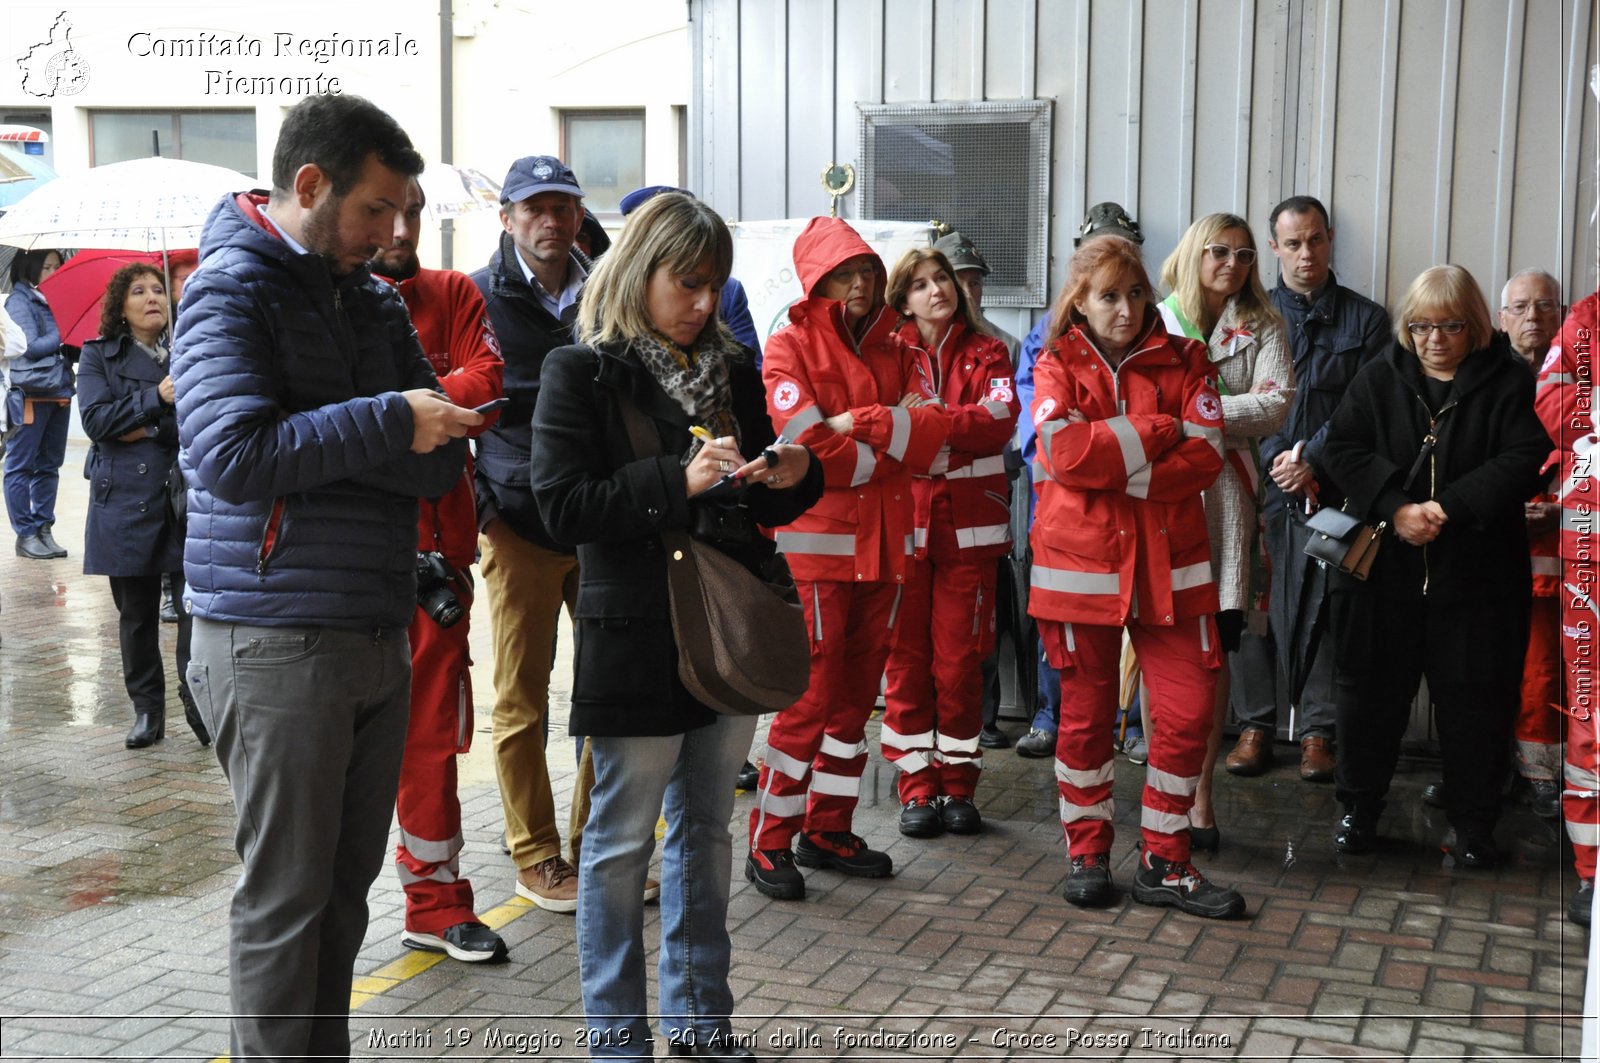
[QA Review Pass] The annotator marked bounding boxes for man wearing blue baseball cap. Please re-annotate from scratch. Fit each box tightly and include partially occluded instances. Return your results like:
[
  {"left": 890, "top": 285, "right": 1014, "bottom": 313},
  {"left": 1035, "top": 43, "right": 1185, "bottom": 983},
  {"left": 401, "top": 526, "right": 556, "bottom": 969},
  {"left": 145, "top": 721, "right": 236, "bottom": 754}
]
[{"left": 470, "top": 155, "right": 594, "bottom": 914}]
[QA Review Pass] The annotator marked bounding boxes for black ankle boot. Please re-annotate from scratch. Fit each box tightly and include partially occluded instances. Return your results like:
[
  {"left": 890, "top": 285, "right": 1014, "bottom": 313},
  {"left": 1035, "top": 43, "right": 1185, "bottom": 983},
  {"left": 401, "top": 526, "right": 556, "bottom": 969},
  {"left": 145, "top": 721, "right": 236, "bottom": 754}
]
[
  {"left": 125, "top": 713, "right": 165, "bottom": 749},
  {"left": 180, "top": 691, "right": 211, "bottom": 747}
]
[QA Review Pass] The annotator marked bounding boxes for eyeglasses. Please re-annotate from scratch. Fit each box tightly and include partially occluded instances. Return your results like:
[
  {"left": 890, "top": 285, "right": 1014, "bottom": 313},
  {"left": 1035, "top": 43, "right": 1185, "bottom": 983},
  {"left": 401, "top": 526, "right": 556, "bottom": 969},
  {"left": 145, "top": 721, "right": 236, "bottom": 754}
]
[
  {"left": 1406, "top": 321, "right": 1466, "bottom": 336},
  {"left": 1203, "top": 244, "right": 1257, "bottom": 266},
  {"left": 1503, "top": 299, "right": 1560, "bottom": 316}
]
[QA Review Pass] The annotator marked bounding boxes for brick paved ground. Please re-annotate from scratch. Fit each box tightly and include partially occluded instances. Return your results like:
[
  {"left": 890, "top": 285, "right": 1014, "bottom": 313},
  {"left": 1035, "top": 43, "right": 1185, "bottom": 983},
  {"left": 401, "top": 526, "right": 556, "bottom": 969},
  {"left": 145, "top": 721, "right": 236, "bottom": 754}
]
[{"left": 0, "top": 439, "right": 1588, "bottom": 1060}]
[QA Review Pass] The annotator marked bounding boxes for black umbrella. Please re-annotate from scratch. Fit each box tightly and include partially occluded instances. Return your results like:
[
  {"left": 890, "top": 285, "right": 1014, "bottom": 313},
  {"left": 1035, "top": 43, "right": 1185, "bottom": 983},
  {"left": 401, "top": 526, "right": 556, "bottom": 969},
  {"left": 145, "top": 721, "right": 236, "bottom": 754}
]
[{"left": 1267, "top": 503, "right": 1331, "bottom": 730}]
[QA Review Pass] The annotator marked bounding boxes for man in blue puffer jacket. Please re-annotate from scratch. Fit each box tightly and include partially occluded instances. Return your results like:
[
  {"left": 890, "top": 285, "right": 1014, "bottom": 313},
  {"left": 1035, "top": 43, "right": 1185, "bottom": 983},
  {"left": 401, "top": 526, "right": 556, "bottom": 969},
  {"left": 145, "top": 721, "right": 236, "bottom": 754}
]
[{"left": 173, "top": 94, "right": 479, "bottom": 1062}]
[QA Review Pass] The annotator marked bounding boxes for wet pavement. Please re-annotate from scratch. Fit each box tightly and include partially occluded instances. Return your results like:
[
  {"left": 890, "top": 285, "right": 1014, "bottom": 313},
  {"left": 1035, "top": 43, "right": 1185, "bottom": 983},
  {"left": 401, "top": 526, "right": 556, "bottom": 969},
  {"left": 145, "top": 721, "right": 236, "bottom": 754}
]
[{"left": 0, "top": 438, "right": 1589, "bottom": 1060}]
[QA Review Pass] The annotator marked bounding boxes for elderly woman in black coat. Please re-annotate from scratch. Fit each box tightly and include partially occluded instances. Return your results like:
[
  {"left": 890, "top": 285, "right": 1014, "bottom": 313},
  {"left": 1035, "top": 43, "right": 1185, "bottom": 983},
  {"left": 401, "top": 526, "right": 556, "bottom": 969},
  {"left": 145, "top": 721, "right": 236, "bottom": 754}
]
[
  {"left": 529, "top": 192, "right": 820, "bottom": 1061},
  {"left": 79, "top": 263, "right": 209, "bottom": 750},
  {"left": 1321, "top": 264, "right": 1550, "bottom": 866}
]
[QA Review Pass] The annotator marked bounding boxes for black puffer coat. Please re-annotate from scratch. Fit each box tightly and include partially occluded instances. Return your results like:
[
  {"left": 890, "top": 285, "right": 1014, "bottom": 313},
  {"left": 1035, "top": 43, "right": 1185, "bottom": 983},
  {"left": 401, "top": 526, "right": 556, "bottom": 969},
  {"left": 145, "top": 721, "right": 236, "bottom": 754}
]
[
  {"left": 1321, "top": 333, "right": 1551, "bottom": 604},
  {"left": 529, "top": 341, "right": 822, "bottom": 737}
]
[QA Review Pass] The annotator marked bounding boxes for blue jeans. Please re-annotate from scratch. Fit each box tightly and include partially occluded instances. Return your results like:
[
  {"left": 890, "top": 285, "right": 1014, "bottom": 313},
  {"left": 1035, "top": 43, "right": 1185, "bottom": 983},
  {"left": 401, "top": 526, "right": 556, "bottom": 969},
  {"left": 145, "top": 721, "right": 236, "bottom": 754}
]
[
  {"left": 579, "top": 713, "right": 758, "bottom": 1060},
  {"left": 1033, "top": 643, "right": 1061, "bottom": 732},
  {"left": 3, "top": 398, "right": 70, "bottom": 537}
]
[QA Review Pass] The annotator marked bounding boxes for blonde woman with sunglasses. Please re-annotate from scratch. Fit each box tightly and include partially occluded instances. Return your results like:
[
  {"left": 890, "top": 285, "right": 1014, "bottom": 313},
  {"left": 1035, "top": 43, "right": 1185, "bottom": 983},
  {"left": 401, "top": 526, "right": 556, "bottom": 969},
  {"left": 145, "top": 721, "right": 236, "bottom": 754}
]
[{"left": 1158, "top": 214, "right": 1296, "bottom": 851}]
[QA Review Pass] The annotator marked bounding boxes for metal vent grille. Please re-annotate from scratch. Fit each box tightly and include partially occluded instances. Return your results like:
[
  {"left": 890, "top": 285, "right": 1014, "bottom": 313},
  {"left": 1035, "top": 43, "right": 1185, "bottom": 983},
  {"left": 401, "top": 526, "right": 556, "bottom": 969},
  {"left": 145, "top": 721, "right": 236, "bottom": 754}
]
[{"left": 858, "top": 99, "right": 1052, "bottom": 308}]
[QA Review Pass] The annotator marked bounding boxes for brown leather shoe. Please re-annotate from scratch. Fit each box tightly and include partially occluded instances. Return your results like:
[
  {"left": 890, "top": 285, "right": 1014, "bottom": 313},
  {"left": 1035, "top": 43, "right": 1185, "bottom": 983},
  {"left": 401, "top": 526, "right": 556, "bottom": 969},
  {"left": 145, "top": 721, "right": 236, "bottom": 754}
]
[
  {"left": 1225, "top": 729, "right": 1272, "bottom": 776},
  {"left": 1300, "top": 736, "right": 1335, "bottom": 782}
]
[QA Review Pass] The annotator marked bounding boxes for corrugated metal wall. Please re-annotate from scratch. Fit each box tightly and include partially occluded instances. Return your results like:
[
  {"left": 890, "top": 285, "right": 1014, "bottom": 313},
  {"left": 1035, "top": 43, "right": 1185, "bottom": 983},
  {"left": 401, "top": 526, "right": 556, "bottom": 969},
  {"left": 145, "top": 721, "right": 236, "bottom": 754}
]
[{"left": 692, "top": 0, "right": 1599, "bottom": 324}]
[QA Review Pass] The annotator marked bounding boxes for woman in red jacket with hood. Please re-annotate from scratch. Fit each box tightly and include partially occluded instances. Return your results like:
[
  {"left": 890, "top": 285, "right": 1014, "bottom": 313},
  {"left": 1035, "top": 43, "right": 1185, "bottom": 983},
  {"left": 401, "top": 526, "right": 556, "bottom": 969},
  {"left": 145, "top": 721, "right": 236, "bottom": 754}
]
[
  {"left": 1029, "top": 235, "right": 1244, "bottom": 919},
  {"left": 880, "top": 247, "right": 1019, "bottom": 838},
  {"left": 746, "top": 218, "right": 949, "bottom": 901}
]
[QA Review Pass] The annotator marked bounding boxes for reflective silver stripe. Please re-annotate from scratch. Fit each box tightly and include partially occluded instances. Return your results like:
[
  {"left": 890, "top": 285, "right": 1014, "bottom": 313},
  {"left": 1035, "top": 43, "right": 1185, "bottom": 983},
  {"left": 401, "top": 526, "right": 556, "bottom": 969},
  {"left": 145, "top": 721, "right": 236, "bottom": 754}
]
[
  {"left": 1562, "top": 508, "right": 1596, "bottom": 534},
  {"left": 1061, "top": 796, "right": 1115, "bottom": 823},
  {"left": 935, "top": 733, "right": 982, "bottom": 755},
  {"left": 1105, "top": 415, "right": 1149, "bottom": 479},
  {"left": 913, "top": 526, "right": 929, "bottom": 548},
  {"left": 904, "top": 533, "right": 915, "bottom": 556},
  {"left": 1033, "top": 565, "right": 1120, "bottom": 595},
  {"left": 945, "top": 454, "right": 1009, "bottom": 479},
  {"left": 1172, "top": 561, "right": 1212, "bottom": 592},
  {"left": 812, "top": 582, "right": 823, "bottom": 640},
  {"left": 1198, "top": 615, "right": 1211, "bottom": 653},
  {"left": 1126, "top": 463, "right": 1153, "bottom": 499},
  {"left": 819, "top": 734, "right": 867, "bottom": 760},
  {"left": 1531, "top": 556, "right": 1562, "bottom": 576},
  {"left": 756, "top": 790, "right": 808, "bottom": 818},
  {"left": 880, "top": 723, "right": 935, "bottom": 750},
  {"left": 1064, "top": 621, "right": 1076, "bottom": 652},
  {"left": 851, "top": 440, "right": 877, "bottom": 486},
  {"left": 810, "top": 770, "right": 861, "bottom": 797},
  {"left": 1184, "top": 421, "right": 1225, "bottom": 457},
  {"left": 396, "top": 863, "right": 459, "bottom": 886},
  {"left": 887, "top": 583, "right": 905, "bottom": 629},
  {"left": 775, "top": 531, "right": 856, "bottom": 556},
  {"left": 396, "top": 828, "right": 463, "bottom": 864},
  {"left": 956, "top": 524, "right": 1010, "bottom": 549},
  {"left": 1566, "top": 583, "right": 1600, "bottom": 622},
  {"left": 780, "top": 403, "right": 825, "bottom": 436},
  {"left": 1055, "top": 758, "right": 1115, "bottom": 787},
  {"left": 1145, "top": 765, "right": 1199, "bottom": 797},
  {"left": 1566, "top": 818, "right": 1600, "bottom": 847},
  {"left": 1141, "top": 807, "right": 1191, "bottom": 835},
  {"left": 886, "top": 406, "right": 912, "bottom": 462},
  {"left": 892, "top": 751, "right": 934, "bottom": 774},
  {"left": 764, "top": 747, "right": 810, "bottom": 782},
  {"left": 982, "top": 399, "right": 1013, "bottom": 420},
  {"left": 1031, "top": 458, "right": 1054, "bottom": 483},
  {"left": 1537, "top": 372, "right": 1573, "bottom": 392},
  {"left": 928, "top": 446, "right": 951, "bottom": 476},
  {"left": 1567, "top": 762, "right": 1600, "bottom": 791}
]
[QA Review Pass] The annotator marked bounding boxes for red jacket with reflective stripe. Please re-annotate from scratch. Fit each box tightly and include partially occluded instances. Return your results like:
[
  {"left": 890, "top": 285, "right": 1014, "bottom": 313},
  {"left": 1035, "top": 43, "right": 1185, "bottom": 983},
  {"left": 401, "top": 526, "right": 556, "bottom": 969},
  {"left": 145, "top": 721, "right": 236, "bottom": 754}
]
[
  {"left": 763, "top": 218, "right": 949, "bottom": 583},
  {"left": 1027, "top": 314, "right": 1224, "bottom": 626},
  {"left": 393, "top": 268, "right": 505, "bottom": 567},
  {"left": 898, "top": 318, "right": 1018, "bottom": 561},
  {"left": 1534, "top": 290, "right": 1599, "bottom": 597}
]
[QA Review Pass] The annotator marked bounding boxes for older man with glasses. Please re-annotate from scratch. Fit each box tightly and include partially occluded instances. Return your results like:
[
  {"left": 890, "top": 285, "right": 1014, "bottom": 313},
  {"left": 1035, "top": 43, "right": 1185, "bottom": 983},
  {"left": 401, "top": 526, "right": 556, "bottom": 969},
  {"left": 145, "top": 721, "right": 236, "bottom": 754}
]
[{"left": 1500, "top": 270, "right": 1565, "bottom": 371}]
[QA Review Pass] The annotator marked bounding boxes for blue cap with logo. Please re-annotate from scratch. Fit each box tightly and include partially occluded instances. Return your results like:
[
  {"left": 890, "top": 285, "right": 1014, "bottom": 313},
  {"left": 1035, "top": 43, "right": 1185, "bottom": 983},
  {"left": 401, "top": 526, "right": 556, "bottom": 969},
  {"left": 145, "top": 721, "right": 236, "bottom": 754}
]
[
  {"left": 501, "top": 155, "right": 585, "bottom": 204},
  {"left": 619, "top": 184, "right": 690, "bottom": 216}
]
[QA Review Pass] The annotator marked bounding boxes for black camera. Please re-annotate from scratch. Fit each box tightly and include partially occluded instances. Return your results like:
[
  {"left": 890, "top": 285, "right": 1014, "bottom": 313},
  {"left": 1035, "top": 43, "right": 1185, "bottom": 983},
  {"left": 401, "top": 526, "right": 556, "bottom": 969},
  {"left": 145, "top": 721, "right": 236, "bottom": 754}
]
[{"left": 416, "top": 551, "right": 465, "bottom": 628}]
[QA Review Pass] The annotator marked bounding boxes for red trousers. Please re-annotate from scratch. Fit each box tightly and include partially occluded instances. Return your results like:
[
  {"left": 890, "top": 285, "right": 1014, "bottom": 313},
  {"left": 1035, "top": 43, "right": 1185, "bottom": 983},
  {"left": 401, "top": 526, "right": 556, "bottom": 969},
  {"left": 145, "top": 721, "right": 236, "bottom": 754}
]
[
  {"left": 750, "top": 579, "right": 900, "bottom": 851},
  {"left": 882, "top": 517, "right": 997, "bottom": 802},
  {"left": 1515, "top": 595, "right": 1564, "bottom": 781},
  {"left": 1043, "top": 617, "right": 1219, "bottom": 863},
  {"left": 395, "top": 588, "right": 478, "bottom": 933},
  {"left": 1562, "top": 583, "right": 1600, "bottom": 879}
]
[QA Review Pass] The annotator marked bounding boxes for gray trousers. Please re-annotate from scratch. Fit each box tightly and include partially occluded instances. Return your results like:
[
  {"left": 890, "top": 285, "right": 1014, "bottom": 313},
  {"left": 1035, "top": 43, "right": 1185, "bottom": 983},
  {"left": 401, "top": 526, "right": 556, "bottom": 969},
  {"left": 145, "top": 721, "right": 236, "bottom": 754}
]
[
  {"left": 1232, "top": 511, "right": 1338, "bottom": 739},
  {"left": 189, "top": 618, "right": 411, "bottom": 1062}
]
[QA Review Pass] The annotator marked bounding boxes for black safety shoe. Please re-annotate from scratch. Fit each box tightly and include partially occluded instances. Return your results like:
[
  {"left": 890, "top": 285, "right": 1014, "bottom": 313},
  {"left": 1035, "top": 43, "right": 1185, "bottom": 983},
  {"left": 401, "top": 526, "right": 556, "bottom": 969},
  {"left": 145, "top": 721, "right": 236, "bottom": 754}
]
[
  {"left": 736, "top": 760, "right": 760, "bottom": 791},
  {"left": 1131, "top": 849, "right": 1245, "bottom": 919},
  {"left": 978, "top": 725, "right": 1011, "bottom": 749},
  {"left": 744, "top": 848, "right": 804, "bottom": 900},
  {"left": 401, "top": 921, "right": 509, "bottom": 963},
  {"left": 1530, "top": 779, "right": 1561, "bottom": 819},
  {"left": 899, "top": 797, "right": 943, "bottom": 838},
  {"left": 1333, "top": 810, "right": 1378, "bottom": 854},
  {"left": 940, "top": 797, "right": 982, "bottom": 835},
  {"left": 1448, "top": 828, "right": 1501, "bottom": 870},
  {"left": 1572, "top": 878, "right": 1594, "bottom": 926},
  {"left": 1062, "top": 853, "right": 1114, "bottom": 908},
  {"left": 795, "top": 831, "right": 893, "bottom": 878}
]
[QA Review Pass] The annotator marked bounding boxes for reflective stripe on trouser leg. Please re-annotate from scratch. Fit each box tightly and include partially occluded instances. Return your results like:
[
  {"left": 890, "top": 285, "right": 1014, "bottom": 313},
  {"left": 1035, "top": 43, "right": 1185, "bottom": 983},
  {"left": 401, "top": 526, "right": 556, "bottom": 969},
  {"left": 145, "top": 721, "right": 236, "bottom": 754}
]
[
  {"left": 396, "top": 601, "right": 477, "bottom": 933},
  {"left": 1049, "top": 621, "right": 1124, "bottom": 857},
  {"left": 1515, "top": 595, "right": 1565, "bottom": 762},
  {"left": 1561, "top": 583, "right": 1600, "bottom": 878},
  {"left": 883, "top": 555, "right": 940, "bottom": 800},
  {"left": 1130, "top": 617, "right": 1219, "bottom": 863},
  {"left": 928, "top": 534, "right": 996, "bottom": 800},
  {"left": 751, "top": 580, "right": 896, "bottom": 849}
]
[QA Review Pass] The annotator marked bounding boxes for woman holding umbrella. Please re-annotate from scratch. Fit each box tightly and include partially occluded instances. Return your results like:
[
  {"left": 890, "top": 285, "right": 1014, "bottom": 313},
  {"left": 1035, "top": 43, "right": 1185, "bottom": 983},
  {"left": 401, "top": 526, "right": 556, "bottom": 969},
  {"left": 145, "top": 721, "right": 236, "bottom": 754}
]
[
  {"left": 5, "top": 247, "right": 71, "bottom": 560},
  {"left": 77, "top": 263, "right": 209, "bottom": 750}
]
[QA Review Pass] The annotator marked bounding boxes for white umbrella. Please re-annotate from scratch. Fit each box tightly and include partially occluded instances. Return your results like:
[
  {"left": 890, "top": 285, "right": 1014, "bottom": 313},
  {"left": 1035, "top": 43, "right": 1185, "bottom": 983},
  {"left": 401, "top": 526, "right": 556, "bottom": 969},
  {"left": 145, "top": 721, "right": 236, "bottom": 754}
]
[
  {"left": 0, "top": 156, "right": 256, "bottom": 252},
  {"left": 417, "top": 163, "right": 502, "bottom": 220}
]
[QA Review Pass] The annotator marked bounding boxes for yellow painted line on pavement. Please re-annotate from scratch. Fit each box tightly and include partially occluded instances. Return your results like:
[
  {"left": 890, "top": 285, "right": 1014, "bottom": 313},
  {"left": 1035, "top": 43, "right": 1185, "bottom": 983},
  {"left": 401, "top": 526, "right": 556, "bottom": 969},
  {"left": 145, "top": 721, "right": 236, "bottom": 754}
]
[{"left": 206, "top": 895, "right": 542, "bottom": 1062}]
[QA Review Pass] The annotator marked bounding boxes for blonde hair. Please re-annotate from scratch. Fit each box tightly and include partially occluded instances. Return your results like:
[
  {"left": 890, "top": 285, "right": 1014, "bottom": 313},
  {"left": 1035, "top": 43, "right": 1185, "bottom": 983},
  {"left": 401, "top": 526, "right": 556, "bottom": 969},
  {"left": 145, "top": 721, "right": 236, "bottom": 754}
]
[
  {"left": 1394, "top": 265, "right": 1494, "bottom": 353},
  {"left": 1047, "top": 236, "right": 1152, "bottom": 344},
  {"left": 576, "top": 192, "right": 734, "bottom": 348},
  {"left": 1160, "top": 212, "right": 1280, "bottom": 338},
  {"left": 885, "top": 247, "right": 988, "bottom": 337}
]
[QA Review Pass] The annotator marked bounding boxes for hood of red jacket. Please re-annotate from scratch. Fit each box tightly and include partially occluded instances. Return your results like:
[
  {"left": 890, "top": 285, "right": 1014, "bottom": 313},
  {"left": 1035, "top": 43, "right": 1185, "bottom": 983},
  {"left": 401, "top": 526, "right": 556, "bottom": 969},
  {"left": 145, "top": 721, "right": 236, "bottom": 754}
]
[{"left": 792, "top": 216, "right": 886, "bottom": 304}]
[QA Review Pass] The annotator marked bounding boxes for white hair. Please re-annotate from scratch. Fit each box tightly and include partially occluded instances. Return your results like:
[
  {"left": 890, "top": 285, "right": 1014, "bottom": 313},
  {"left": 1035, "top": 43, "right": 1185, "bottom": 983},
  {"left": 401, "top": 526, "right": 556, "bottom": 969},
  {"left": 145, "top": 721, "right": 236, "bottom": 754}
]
[{"left": 1500, "top": 268, "right": 1562, "bottom": 307}]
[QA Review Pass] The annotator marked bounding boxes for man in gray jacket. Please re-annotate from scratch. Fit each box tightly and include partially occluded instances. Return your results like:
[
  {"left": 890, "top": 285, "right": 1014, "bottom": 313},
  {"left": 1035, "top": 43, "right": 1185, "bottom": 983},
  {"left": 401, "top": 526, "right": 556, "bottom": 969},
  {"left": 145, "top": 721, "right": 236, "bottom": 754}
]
[{"left": 175, "top": 94, "right": 478, "bottom": 1060}]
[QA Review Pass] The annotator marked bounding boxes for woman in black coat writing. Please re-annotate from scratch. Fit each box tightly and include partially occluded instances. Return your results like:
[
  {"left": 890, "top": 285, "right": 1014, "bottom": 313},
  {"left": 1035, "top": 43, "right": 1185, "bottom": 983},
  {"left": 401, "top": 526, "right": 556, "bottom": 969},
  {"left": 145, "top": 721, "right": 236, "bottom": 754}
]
[
  {"left": 79, "top": 264, "right": 209, "bottom": 750},
  {"left": 529, "top": 192, "right": 820, "bottom": 1061},
  {"left": 1321, "top": 264, "right": 1549, "bottom": 866}
]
